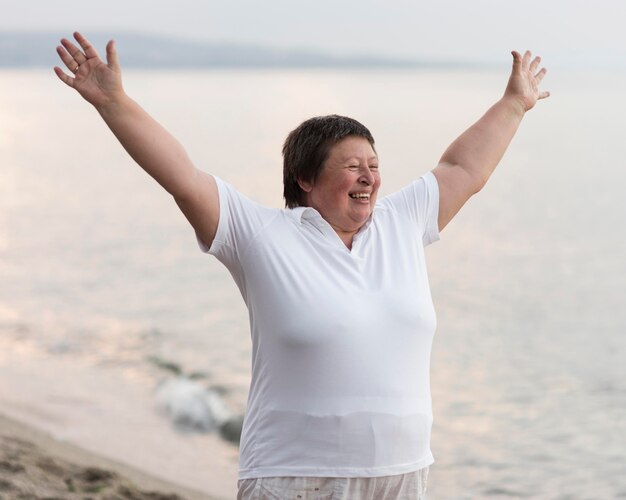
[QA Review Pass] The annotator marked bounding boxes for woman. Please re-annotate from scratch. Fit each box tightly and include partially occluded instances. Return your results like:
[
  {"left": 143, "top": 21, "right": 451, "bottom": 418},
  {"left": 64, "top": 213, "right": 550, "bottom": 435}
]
[{"left": 54, "top": 32, "right": 548, "bottom": 500}]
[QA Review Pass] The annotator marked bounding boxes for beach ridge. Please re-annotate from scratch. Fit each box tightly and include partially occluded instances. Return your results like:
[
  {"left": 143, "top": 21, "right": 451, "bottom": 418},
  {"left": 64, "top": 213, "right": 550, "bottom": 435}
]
[{"left": 0, "top": 411, "right": 222, "bottom": 499}]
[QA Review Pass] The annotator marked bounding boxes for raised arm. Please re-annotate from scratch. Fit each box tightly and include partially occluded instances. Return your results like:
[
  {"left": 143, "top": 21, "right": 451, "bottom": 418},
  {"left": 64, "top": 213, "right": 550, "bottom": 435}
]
[
  {"left": 432, "top": 50, "right": 549, "bottom": 231},
  {"left": 54, "top": 32, "right": 219, "bottom": 248}
]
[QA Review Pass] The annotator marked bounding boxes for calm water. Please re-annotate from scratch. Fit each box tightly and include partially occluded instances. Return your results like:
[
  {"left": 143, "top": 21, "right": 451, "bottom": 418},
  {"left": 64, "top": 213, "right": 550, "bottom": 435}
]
[{"left": 1, "top": 68, "right": 625, "bottom": 499}]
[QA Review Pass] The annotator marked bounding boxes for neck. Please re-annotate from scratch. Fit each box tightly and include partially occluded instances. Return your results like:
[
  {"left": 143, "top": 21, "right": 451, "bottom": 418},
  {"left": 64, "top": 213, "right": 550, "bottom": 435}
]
[{"left": 330, "top": 225, "right": 358, "bottom": 249}]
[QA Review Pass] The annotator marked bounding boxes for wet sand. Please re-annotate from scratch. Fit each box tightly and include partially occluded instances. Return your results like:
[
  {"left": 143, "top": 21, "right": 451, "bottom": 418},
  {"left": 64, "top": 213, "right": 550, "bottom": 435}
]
[{"left": 0, "top": 412, "right": 221, "bottom": 499}]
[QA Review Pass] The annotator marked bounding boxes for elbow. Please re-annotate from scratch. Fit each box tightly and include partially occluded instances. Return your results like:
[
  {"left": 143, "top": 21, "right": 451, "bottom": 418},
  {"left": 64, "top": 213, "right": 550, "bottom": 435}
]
[
  {"left": 169, "top": 168, "right": 201, "bottom": 201},
  {"left": 461, "top": 165, "right": 490, "bottom": 194},
  {"left": 472, "top": 174, "right": 488, "bottom": 194},
  {"left": 460, "top": 167, "right": 488, "bottom": 195}
]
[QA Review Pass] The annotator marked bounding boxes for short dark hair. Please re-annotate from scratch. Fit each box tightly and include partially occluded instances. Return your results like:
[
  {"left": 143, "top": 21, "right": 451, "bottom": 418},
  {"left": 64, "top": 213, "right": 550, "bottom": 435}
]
[{"left": 282, "top": 115, "right": 375, "bottom": 208}]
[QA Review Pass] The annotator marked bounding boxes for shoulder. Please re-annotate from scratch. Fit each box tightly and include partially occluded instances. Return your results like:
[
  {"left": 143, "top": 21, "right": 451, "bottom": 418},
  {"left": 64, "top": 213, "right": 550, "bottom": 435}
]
[
  {"left": 199, "top": 176, "right": 281, "bottom": 255},
  {"left": 377, "top": 172, "right": 439, "bottom": 212},
  {"left": 375, "top": 172, "right": 440, "bottom": 246}
]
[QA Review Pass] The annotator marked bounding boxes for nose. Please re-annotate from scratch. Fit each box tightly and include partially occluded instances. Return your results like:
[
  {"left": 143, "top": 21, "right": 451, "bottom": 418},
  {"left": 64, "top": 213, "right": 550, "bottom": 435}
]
[{"left": 359, "top": 167, "right": 374, "bottom": 185}]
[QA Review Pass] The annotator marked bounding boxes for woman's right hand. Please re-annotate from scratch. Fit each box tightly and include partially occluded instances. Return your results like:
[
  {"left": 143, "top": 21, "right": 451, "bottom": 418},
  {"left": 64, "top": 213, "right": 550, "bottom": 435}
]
[{"left": 54, "top": 32, "right": 124, "bottom": 109}]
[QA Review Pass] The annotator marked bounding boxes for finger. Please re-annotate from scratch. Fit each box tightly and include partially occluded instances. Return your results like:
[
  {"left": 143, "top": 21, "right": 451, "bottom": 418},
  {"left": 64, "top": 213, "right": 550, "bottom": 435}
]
[
  {"left": 73, "top": 32, "right": 100, "bottom": 59},
  {"left": 522, "top": 50, "right": 532, "bottom": 69},
  {"left": 53, "top": 66, "right": 74, "bottom": 88},
  {"left": 529, "top": 56, "right": 541, "bottom": 73},
  {"left": 56, "top": 45, "right": 81, "bottom": 73},
  {"left": 511, "top": 50, "right": 522, "bottom": 71},
  {"left": 66, "top": 38, "right": 87, "bottom": 64},
  {"left": 106, "top": 40, "right": 120, "bottom": 71},
  {"left": 538, "top": 90, "right": 550, "bottom": 100},
  {"left": 60, "top": 38, "right": 86, "bottom": 65},
  {"left": 535, "top": 67, "right": 547, "bottom": 82}
]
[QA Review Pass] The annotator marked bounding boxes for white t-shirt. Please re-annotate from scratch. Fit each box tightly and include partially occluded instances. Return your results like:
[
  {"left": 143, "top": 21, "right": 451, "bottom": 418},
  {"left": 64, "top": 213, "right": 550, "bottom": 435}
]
[{"left": 198, "top": 172, "right": 440, "bottom": 479}]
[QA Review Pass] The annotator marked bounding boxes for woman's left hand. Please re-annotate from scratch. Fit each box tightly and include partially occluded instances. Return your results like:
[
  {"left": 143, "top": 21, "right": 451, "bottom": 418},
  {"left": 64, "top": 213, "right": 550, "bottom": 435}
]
[{"left": 504, "top": 50, "right": 550, "bottom": 113}]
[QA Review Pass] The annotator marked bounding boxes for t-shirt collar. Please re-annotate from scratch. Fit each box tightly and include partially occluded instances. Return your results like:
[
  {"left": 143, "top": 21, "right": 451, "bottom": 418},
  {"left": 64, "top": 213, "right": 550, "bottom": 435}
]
[{"left": 286, "top": 205, "right": 376, "bottom": 233}]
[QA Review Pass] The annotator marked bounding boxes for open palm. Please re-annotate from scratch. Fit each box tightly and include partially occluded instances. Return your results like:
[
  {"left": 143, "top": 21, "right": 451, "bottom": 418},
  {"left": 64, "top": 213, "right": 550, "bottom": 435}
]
[
  {"left": 505, "top": 50, "right": 550, "bottom": 113},
  {"left": 54, "top": 32, "right": 123, "bottom": 109}
]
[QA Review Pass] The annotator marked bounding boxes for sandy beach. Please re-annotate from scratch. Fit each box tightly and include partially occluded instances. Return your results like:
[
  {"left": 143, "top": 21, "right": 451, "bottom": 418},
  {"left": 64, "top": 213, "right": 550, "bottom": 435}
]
[{"left": 0, "top": 412, "right": 220, "bottom": 500}]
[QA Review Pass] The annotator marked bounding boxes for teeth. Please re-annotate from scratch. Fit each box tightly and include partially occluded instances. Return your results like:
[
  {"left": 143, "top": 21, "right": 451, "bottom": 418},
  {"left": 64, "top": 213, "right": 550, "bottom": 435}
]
[{"left": 350, "top": 193, "right": 370, "bottom": 199}]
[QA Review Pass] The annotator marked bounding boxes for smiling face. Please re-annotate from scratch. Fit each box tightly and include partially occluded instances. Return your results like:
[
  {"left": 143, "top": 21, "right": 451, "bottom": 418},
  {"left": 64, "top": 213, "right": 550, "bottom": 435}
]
[{"left": 298, "top": 136, "right": 381, "bottom": 245}]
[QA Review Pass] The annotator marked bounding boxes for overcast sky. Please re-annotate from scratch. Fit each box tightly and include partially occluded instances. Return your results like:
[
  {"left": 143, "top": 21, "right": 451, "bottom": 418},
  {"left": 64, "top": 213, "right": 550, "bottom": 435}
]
[{"left": 2, "top": 0, "right": 625, "bottom": 69}]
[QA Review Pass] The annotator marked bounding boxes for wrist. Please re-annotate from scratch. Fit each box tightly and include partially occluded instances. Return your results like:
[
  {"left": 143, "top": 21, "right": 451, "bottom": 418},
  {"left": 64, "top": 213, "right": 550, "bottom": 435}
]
[
  {"left": 95, "top": 91, "right": 132, "bottom": 118},
  {"left": 500, "top": 95, "right": 527, "bottom": 119}
]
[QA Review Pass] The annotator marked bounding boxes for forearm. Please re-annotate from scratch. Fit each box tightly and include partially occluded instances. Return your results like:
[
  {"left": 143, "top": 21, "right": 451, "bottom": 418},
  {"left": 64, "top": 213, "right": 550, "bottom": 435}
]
[
  {"left": 439, "top": 96, "right": 525, "bottom": 191},
  {"left": 96, "top": 94, "right": 197, "bottom": 198}
]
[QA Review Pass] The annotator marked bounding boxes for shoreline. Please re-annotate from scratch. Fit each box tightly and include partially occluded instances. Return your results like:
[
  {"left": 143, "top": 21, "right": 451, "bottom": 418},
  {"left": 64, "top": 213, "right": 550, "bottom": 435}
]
[
  {"left": 0, "top": 411, "right": 223, "bottom": 499},
  {"left": 0, "top": 351, "right": 240, "bottom": 498}
]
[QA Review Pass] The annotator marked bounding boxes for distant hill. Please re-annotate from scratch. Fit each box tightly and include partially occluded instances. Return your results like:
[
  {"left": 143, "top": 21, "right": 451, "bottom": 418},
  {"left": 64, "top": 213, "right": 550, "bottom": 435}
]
[{"left": 0, "top": 31, "right": 437, "bottom": 69}]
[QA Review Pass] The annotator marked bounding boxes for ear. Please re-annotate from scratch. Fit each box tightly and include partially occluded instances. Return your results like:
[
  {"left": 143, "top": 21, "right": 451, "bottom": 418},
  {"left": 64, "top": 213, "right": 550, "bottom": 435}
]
[{"left": 297, "top": 178, "right": 313, "bottom": 193}]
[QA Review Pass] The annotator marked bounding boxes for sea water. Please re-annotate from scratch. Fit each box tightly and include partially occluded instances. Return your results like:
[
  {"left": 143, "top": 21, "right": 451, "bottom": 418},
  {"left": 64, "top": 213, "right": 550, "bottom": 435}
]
[{"left": 0, "top": 68, "right": 625, "bottom": 499}]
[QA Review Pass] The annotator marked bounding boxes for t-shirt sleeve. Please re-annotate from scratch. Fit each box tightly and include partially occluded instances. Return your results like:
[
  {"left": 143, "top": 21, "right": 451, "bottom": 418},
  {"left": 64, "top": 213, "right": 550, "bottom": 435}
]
[
  {"left": 196, "top": 176, "right": 272, "bottom": 268},
  {"left": 379, "top": 171, "right": 440, "bottom": 246}
]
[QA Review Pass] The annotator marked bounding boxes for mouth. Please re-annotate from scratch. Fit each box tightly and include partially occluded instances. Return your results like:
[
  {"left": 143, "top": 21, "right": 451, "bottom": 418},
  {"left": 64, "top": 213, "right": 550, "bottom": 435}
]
[{"left": 349, "top": 192, "right": 371, "bottom": 201}]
